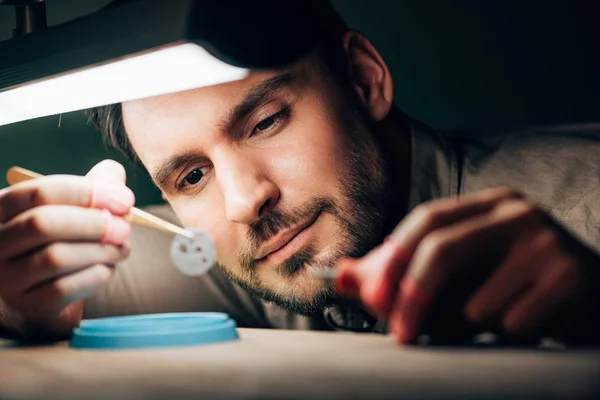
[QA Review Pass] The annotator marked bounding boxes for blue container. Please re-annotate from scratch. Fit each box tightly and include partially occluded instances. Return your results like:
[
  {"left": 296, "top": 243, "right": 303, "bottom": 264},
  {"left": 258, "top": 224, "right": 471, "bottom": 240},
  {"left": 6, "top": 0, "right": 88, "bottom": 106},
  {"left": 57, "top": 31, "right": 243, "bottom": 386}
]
[{"left": 70, "top": 312, "right": 239, "bottom": 350}]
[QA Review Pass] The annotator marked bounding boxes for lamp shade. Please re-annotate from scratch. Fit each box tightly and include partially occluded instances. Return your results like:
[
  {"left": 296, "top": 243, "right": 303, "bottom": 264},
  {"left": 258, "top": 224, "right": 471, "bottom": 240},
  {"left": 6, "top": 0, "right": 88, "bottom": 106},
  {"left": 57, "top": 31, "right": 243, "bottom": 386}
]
[{"left": 0, "top": 0, "right": 335, "bottom": 126}]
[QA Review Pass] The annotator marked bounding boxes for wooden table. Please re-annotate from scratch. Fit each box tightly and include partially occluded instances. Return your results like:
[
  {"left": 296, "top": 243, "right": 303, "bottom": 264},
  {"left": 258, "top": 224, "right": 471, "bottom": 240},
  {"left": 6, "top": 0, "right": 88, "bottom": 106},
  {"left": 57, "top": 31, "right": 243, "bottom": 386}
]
[{"left": 0, "top": 328, "right": 598, "bottom": 400}]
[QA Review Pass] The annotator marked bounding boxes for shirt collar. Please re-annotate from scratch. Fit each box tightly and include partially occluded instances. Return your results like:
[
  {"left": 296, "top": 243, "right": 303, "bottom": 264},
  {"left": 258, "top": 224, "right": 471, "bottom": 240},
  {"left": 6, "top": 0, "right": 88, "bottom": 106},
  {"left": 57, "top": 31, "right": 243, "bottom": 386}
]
[{"left": 406, "top": 118, "right": 459, "bottom": 211}]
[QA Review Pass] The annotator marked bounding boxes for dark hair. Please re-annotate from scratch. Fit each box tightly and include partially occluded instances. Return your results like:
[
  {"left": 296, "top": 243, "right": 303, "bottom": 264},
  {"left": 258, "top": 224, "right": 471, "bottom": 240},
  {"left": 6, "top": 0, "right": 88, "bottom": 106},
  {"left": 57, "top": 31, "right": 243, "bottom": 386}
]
[{"left": 87, "top": 0, "right": 349, "bottom": 166}]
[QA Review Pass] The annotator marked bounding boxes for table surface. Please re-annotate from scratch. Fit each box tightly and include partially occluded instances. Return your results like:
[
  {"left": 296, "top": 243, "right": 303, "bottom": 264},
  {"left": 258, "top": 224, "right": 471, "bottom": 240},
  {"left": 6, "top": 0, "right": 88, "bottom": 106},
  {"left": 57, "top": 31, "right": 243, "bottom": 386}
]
[{"left": 0, "top": 328, "right": 598, "bottom": 400}]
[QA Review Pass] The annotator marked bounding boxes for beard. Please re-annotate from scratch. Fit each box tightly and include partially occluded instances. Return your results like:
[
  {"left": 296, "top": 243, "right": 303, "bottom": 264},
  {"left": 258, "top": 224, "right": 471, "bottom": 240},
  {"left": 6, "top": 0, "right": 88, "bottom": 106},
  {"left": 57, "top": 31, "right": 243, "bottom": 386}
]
[{"left": 221, "top": 102, "right": 392, "bottom": 316}]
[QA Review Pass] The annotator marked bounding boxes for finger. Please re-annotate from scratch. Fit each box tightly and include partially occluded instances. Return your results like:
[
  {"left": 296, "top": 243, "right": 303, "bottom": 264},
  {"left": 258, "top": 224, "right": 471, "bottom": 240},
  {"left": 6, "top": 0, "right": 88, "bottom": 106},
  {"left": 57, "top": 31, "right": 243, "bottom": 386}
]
[
  {"left": 379, "top": 189, "right": 517, "bottom": 313},
  {"left": 0, "top": 175, "right": 134, "bottom": 223},
  {"left": 0, "top": 242, "right": 129, "bottom": 295},
  {"left": 86, "top": 159, "right": 127, "bottom": 184},
  {"left": 336, "top": 240, "right": 410, "bottom": 317},
  {"left": 15, "top": 263, "right": 115, "bottom": 319},
  {"left": 0, "top": 205, "right": 131, "bottom": 259},
  {"left": 389, "top": 187, "right": 520, "bottom": 249},
  {"left": 388, "top": 199, "right": 543, "bottom": 343},
  {"left": 502, "top": 257, "right": 579, "bottom": 335},
  {"left": 389, "top": 277, "right": 433, "bottom": 344},
  {"left": 465, "top": 230, "right": 558, "bottom": 325},
  {"left": 337, "top": 188, "right": 519, "bottom": 320},
  {"left": 335, "top": 258, "right": 362, "bottom": 296}
]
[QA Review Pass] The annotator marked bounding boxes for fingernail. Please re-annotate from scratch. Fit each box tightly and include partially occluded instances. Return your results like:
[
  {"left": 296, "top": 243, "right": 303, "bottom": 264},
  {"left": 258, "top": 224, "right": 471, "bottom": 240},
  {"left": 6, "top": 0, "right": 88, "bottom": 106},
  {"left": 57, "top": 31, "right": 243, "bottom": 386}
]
[
  {"left": 396, "top": 321, "right": 412, "bottom": 345},
  {"left": 102, "top": 216, "right": 131, "bottom": 246},
  {"left": 335, "top": 259, "right": 361, "bottom": 295},
  {"left": 464, "top": 302, "right": 482, "bottom": 323},
  {"left": 388, "top": 317, "right": 399, "bottom": 335},
  {"left": 337, "top": 272, "right": 360, "bottom": 296},
  {"left": 94, "top": 183, "right": 135, "bottom": 214}
]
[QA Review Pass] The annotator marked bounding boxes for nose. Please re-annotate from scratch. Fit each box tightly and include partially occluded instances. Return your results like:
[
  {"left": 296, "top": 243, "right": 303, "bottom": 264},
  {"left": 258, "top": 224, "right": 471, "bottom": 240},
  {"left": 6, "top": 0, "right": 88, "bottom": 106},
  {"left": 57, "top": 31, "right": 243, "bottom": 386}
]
[{"left": 216, "top": 152, "right": 279, "bottom": 225}]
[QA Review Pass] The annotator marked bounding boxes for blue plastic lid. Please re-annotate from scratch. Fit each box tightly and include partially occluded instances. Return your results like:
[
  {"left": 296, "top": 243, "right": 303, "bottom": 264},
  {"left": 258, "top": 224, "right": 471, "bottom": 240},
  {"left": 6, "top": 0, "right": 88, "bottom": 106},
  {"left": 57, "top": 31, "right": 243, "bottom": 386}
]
[{"left": 70, "top": 312, "right": 239, "bottom": 350}]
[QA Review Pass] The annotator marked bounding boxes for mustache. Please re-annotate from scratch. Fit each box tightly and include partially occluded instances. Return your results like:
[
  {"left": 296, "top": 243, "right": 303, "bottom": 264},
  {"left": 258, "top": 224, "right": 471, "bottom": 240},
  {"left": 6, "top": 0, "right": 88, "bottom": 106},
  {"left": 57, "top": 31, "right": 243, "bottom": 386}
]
[
  {"left": 249, "top": 198, "right": 335, "bottom": 247},
  {"left": 237, "top": 198, "right": 336, "bottom": 267}
]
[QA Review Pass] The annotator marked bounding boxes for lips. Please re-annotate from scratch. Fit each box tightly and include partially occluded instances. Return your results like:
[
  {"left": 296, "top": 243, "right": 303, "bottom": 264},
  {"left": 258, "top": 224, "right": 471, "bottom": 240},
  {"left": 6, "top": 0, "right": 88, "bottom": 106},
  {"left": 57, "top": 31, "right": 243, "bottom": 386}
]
[{"left": 255, "top": 213, "right": 319, "bottom": 261}]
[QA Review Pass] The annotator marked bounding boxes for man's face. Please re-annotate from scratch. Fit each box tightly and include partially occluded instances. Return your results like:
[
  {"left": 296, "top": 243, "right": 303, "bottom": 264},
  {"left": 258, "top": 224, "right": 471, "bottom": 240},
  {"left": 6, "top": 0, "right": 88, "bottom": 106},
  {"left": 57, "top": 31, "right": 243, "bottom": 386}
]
[{"left": 122, "top": 56, "right": 389, "bottom": 314}]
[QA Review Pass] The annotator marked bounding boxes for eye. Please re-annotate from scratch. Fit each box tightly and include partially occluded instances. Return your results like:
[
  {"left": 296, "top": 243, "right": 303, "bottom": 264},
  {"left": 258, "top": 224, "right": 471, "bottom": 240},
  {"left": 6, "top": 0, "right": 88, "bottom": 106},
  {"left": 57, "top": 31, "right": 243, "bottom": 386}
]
[
  {"left": 177, "top": 167, "right": 210, "bottom": 191},
  {"left": 185, "top": 169, "right": 203, "bottom": 185},
  {"left": 256, "top": 117, "right": 275, "bottom": 132},
  {"left": 252, "top": 107, "right": 289, "bottom": 136}
]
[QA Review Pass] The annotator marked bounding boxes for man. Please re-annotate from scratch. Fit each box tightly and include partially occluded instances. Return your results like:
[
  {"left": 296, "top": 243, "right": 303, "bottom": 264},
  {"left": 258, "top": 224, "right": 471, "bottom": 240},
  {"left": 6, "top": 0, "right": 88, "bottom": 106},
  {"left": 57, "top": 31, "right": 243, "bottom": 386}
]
[{"left": 0, "top": 0, "right": 599, "bottom": 345}]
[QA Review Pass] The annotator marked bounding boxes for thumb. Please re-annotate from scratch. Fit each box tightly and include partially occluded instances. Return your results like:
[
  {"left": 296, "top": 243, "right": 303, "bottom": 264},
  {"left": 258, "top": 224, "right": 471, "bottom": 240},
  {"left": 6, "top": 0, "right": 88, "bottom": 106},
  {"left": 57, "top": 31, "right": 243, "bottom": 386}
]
[
  {"left": 336, "top": 240, "right": 410, "bottom": 318},
  {"left": 335, "top": 258, "right": 362, "bottom": 296},
  {"left": 86, "top": 159, "right": 127, "bottom": 185},
  {"left": 85, "top": 160, "right": 135, "bottom": 214}
]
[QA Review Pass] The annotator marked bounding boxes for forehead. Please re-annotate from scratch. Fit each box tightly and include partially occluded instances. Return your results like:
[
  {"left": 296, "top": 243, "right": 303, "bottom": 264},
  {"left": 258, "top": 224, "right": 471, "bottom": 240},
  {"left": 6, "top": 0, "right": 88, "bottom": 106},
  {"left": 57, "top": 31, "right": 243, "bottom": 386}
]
[
  {"left": 121, "top": 59, "right": 322, "bottom": 170},
  {"left": 123, "top": 68, "right": 280, "bottom": 133}
]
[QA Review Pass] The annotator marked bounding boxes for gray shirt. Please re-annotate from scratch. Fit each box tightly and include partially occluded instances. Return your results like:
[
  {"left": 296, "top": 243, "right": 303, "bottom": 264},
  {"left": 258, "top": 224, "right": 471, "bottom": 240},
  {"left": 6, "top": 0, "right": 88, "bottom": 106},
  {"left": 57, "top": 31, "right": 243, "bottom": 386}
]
[{"left": 84, "top": 120, "right": 600, "bottom": 331}]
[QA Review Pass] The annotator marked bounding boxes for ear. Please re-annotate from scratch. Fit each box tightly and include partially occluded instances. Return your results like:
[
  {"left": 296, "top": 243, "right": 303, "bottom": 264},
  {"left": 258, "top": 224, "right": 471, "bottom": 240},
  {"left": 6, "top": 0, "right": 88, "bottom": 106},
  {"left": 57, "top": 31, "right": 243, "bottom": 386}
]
[{"left": 342, "top": 31, "right": 394, "bottom": 121}]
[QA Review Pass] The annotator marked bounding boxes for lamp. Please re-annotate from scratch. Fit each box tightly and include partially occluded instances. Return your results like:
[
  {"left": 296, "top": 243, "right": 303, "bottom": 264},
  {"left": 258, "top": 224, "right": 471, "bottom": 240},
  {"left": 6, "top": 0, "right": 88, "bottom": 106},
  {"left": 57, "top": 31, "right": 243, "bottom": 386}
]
[{"left": 0, "top": 0, "right": 331, "bottom": 127}]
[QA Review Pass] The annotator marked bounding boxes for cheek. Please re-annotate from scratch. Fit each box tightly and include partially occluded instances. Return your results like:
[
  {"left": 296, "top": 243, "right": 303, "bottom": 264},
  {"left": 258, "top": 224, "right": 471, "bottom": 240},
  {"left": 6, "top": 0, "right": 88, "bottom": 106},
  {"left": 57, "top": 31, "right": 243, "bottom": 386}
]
[{"left": 264, "top": 112, "right": 348, "bottom": 197}]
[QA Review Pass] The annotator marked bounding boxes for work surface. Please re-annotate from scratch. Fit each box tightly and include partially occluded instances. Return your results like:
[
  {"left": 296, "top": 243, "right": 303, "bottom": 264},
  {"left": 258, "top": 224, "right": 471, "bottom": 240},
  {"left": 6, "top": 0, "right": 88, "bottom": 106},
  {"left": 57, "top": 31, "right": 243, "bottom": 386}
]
[{"left": 0, "top": 328, "right": 598, "bottom": 400}]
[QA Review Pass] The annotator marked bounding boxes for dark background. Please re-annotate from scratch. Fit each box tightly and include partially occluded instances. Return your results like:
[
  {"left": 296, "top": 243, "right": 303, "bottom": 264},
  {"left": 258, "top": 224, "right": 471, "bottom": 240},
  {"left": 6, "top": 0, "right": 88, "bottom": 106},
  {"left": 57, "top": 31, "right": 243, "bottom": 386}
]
[{"left": 0, "top": 0, "right": 598, "bottom": 206}]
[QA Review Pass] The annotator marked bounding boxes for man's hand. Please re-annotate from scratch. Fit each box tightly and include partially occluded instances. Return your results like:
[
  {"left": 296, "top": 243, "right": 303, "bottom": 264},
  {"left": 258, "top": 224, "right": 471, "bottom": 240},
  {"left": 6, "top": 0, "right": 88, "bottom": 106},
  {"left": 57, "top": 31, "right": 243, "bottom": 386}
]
[
  {"left": 0, "top": 160, "right": 134, "bottom": 340},
  {"left": 336, "top": 188, "right": 600, "bottom": 345}
]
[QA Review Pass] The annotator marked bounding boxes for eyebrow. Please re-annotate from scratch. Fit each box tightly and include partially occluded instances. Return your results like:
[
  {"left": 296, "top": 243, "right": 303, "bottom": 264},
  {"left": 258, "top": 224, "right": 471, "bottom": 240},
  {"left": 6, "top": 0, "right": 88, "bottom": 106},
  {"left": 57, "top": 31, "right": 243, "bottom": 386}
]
[
  {"left": 151, "top": 72, "right": 298, "bottom": 190},
  {"left": 153, "top": 152, "right": 200, "bottom": 190},
  {"left": 222, "top": 71, "right": 298, "bottom": 132}
]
